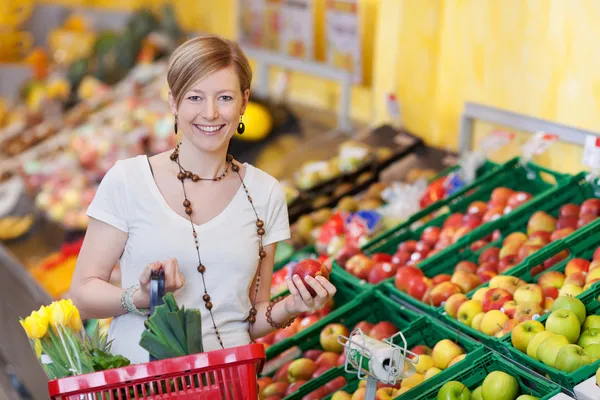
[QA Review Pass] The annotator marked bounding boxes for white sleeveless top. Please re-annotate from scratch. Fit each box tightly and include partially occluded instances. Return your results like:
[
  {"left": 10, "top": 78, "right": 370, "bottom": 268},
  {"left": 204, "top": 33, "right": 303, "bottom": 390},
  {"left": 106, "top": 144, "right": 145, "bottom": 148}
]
[{"left": 86, "top": 155, "right": 291, "bottom": 364}]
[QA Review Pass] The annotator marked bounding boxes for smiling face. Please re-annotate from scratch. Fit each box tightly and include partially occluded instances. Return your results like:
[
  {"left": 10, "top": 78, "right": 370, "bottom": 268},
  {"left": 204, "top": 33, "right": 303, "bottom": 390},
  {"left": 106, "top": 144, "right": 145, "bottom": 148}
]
[{"left": 170, "top": 66, "right": 249, "bottom": 153}]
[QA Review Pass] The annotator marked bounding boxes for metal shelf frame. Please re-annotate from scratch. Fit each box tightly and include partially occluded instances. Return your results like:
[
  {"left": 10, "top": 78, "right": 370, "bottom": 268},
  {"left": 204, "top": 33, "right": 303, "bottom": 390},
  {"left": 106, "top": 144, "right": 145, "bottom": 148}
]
[{"left": 458, "top": 102, "right": 600, "bottom": 154}]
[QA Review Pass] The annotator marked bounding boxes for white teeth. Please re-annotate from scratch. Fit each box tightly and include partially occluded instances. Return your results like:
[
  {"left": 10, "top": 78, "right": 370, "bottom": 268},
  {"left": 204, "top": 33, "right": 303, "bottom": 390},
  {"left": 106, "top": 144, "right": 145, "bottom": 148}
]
[{"left": 194, "top": 125, "right": 223, "bottom": 133}]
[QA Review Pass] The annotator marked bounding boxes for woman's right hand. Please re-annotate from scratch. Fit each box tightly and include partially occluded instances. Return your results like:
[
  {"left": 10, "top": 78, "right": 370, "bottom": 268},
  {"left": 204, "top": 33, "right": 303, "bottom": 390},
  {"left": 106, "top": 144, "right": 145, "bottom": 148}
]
[{"left": 135, "top": 258, "right": 185, "bottom": 308}]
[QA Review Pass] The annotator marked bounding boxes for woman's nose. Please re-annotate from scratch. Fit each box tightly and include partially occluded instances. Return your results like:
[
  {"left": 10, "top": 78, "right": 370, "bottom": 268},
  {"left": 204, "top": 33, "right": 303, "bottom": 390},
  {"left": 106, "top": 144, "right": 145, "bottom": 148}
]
[{"left": 202, "top": 99, "right": 219, "bottom": 121}]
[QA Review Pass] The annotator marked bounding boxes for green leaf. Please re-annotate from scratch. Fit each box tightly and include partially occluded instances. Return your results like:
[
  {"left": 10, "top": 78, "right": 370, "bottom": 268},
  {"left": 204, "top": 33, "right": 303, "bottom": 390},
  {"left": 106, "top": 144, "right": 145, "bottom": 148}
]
[
  {"left": 140, "top": 331, "right": 184, "bottom": 360},
  {"left": 163, "top": 293, "right": 179, "bottom": 312},
  {"left": 166, "top": 311, "right": 187, "bottom": 354},
  {"left": 185, "top": 309, "right": 203, "bottom": 355},
  {"left": 150, "top": 305, "right": 186, "bottom": 355}
]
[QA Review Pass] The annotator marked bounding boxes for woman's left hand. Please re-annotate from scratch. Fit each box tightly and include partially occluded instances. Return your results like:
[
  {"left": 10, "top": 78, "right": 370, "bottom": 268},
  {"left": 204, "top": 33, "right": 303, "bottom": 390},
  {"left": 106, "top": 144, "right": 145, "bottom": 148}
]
[{"left": 283, "top": 274, "right": 337, "bottom": 315}]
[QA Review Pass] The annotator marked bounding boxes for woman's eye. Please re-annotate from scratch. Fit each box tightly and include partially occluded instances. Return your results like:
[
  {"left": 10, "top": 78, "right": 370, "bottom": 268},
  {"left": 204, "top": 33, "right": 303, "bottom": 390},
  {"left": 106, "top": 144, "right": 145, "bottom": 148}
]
[
  {"left": 219, "top": 95, "right": 233, "bottom": 101},
  {"left": 188, "top": 96, "right": 202, "bottom": 101}
]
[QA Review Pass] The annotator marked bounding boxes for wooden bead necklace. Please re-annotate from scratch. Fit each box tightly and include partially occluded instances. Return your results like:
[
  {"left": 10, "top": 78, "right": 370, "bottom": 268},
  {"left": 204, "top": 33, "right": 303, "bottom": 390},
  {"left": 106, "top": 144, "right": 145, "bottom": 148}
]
[{"left": 170, "top": 143, "right": 266, "bottom": 348}]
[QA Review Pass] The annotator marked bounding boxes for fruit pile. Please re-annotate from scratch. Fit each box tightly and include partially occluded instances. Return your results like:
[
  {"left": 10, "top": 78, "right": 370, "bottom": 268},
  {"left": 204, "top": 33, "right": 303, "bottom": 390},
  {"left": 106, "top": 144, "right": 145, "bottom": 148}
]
[
  {"left": 330, "top": 339, "right": 468, "bottom": 399},
  {"left": 437, "top": 371, "right": 539, "bottom": 400},
  {"left": 535, "top": 247, "right": 600, "bottom": 299},
  {"left": 258, "top": 320, "right": 399, "bottom": 399},
  {"left": 510, "top": 296, "right": 600, "bottom": 373},
  {"left": 445, "top": 276, "right": 547, "bottom": 337}
]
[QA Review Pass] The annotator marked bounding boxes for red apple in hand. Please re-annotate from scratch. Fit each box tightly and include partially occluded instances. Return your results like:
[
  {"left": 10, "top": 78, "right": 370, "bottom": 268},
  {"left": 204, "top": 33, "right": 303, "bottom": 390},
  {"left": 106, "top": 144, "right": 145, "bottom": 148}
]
[{"left": 292, "top": 259, "right": 330, "bottom": 296}]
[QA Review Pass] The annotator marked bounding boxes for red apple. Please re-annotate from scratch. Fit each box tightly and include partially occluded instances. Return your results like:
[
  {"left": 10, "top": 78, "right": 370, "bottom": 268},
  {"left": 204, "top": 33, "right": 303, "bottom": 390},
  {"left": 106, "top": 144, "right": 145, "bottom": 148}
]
[
  {"left": 286, "top": 380, "right": 307, "bottom": 395},
  {"left": 335, "top": 245, "right": 362, "bottom": 268},
  {"left": 479, "top": 247, "right": 501, "bottom": 264},
  {"left": 477, "top": 261, "right": 499, "bottom": 274},
  {"left": 455, "top": 260, "right": 478, "bottom": 274},
  {"left": 453, "top": 226, "right": 473, "bottom": 243},
  {"left": 368, "top": 262, "right": 396, "bottom": 284},
  {"left": 451, "top": 270, "right": 481, "bottom": 293},
  {"left": 324, "top": 377, "right": 347, "bottom": 395},
  {"left": 391, "top": 251, "right": 412, "bottom": 266},
  {"left": 578, "top": 213, "right": 599, "bottom": 228},
  {"left": 507, "top": 191, "right": 533, "bottom": 209},
  {"left": 559, "top": 203, "right": 580, "bottom": 218},
  {"left": 345, "top": 254, "right": 375, "bottom": 280},
  {"left": 499, "top": 242, "right": 522, "bottom": 261},
  {"left": 394, "top": 266, "right": 424, "bottom": 292},
  {"left": 302, "top": 388, "right": 327, "bottom": 400},
  {"left": 398, "top": 240, "right": 418, "bottom": 253},
  {"left": 292, "top": 259, "right": 331, "bottom": 296},
  {"left": 478, "top": 270, "right": 497, "bottom": 283},
  {"left": 551, "top": 228, "right": 575, "bottom": 242},
  {"left": 273, "top": 325, "right": 298, "bottom": 343},
  {"left": 304, "top": 349, "right": 324, "bottom": 361},
  {"left": 482, "top": 288, "right": 513, "bottom": 312},
  {"left": 421, "top": 226, "right": 442, "bottom": 246},
  {"left": 514, "top": 303, "right": 544, "bottom": 322},
  {"left": 503, "top": 232, "right": 528, "bottom": 246},
  {"left": 542, "top": 287, "right": 560, "bottom": 300},
  {"left": 444, "top": 293, "right": 468, "bottom": 318},
  {"left": 336, "top": 352, "right": 347, "bottom": 366},
  {"left": 565, "top": 258, "right": 590, "bottom": 276},
  {"left": 353, "top": 321, "right": 374, "bottom": 335},
  {"left": 443, "top": 213, "right": 464, "bottom": 228},
  {"left": 407, "top": 276, "right": 433, "bottom": 300},
  {"left": 490, "top": 187, "right": 515, "bottom": 206},
  {"left": 370, "top": 253, "right": 392, "bottom": 263},
  {"left": 591, "top": 260, "right": 600, "bottom": 272},
  {"left": 369, "top": 321, "right": 398, "bottom": 341},
  {"left": 556, "top": 216, "right": 579, "bottom": 230},
  {"left": 593, "top": 246, "right": 600, "bottom": 261},
  {"left": 432, "top": 274, "right": 452, "bottom": 285},
  {"left": 580, "top": 198, "right": 600, "bottom": 216},
  {"left": 273, "top": 362, "right": 293, "bottom": 382},
  {"left": 537, "top": 271, "right": 566, "bottom": 289},
  {"left": 529, "top": 231, "right": 552, "bottom": 244},
  {"left": 467, "top": 200, "right": 488, "bottom": 217},
  {"left": 463, "top": 214, "right": 484, "bottom": 229},
  {"left": 482, "top": 206, "right": 505, "bottom": 223},
  {"left": 530, "top": 265, "right": 545, "bottom": 276},
  {"left": 311, "top": 366, "right": 329, "bottom": 380},
  {"left": 527, "top": 211, "right": 557, "bottom": 235},
  {"left": 564, "top": 272, "right": 587, "bottom": 287},
  {"left": 429, "top": 282, "right": 462, "bottom": 307},
  {"left": 501, "top": 300, "right": 518, "bottom": 318},
  {"left": 518, "top": 244, "right": 543, "bottom": 263},
  {"left": 410, "top": 344, "right": 433, "bottom": 356}
]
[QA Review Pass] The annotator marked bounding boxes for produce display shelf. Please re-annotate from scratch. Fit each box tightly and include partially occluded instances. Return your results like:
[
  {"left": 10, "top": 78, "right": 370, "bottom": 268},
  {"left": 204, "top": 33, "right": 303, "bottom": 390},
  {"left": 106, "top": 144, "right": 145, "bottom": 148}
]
[
  {"left": 266, "top": 269, "right": 375, "bottom": 359},
  {"left": 412, "top": 352, "right": 562, "bottom": 400},
  {"left": 363, "top": 157, "right": 570, "bottom": 255},
  {"left": 433, "top": 173, "right": 600, "bottom": 350},
  {"left": 285, "top": 314, "right": 485, "bottom": 400},
  {"left": 500, "top": 282, "right": 600, "bottom": 390}
]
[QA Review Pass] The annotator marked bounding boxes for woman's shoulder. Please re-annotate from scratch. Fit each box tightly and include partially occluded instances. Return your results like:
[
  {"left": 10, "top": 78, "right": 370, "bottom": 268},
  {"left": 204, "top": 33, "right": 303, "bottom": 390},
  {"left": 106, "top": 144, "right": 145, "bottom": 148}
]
[
  {"left": 103, "top": 155, "right": 147, "bottom": 182},
  {"left": 244, "top": 163, "right": 281, "bottom": 190}
]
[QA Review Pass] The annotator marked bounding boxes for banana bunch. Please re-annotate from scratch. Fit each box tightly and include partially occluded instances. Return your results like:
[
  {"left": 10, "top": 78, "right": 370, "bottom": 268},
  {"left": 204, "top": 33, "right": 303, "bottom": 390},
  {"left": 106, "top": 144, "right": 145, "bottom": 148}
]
[{"left": 0, "top": 214, "right": 34, "bottom": 241}]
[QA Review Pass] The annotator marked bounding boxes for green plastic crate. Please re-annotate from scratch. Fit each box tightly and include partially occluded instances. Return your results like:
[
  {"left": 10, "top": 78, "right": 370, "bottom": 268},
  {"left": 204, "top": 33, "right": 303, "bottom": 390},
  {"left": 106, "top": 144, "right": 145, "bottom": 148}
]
[
  {"left": 501, "top": 279, "right": 600, "bottom": 390},
  {"left": 412, "top": 352, "right": 562, "bottom": 400},
  {"left": 363, "top": 157, "right": 570, "bottom": 256},
  {"left": 284, "top": 315, "right": 485, "bottom": 400},
  {"left": 266, "top": 269, "right": 376, "bottom": 359}
]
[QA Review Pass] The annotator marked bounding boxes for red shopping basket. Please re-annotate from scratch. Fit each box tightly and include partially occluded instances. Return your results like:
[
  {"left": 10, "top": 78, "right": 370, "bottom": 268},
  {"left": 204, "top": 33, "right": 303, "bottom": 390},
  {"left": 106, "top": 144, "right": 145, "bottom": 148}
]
[
  {"left": 49, "top": 270, "right": 266, "bottom": 399},
  {"left": 47, "top": 343, "right": 266, "bottom": 399}
]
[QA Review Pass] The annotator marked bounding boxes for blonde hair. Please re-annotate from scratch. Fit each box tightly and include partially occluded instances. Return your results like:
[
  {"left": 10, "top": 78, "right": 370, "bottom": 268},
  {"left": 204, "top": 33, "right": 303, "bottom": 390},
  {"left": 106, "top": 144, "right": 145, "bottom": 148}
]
[{"left": 167, "top": 34, "right": 253, "bottom": 108}]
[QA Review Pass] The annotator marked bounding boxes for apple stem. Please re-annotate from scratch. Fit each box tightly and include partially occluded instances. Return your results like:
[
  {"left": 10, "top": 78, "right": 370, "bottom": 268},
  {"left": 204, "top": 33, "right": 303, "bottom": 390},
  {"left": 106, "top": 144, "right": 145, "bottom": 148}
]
[{"left": 459, "top": 385, "right": 467, "bottom": 395}]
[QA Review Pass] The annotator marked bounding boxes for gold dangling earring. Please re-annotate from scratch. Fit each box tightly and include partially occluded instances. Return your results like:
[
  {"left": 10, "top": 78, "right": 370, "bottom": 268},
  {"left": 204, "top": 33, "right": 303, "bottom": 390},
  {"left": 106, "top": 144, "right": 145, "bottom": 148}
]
[{"left": 237, "top": 115, "right": 245, "bottom": 134}]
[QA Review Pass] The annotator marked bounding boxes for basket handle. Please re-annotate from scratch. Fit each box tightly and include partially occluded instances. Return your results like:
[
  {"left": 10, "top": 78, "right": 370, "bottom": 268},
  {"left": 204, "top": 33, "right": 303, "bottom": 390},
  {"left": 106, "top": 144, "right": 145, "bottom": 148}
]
[{"left": 148, "top": 268, "right": 165, "bottom": 362}]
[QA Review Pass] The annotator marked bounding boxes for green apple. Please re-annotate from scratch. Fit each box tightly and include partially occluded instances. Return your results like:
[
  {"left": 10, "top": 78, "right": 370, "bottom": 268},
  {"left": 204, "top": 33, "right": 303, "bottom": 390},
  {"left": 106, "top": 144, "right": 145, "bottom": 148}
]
[
  {"left": 471, "top": 386, "right": 483, "bottom": 400},
  {"left": 584, "top": 343, "right": 600, "bottom": 361},
  {"left": 516, "top": 396, "right": 540, "bottom": 400},
  {"left": 512, "top": 320, "right": 545, "bottom": 353},
  {"left": 554, "top": 344, "right": 593, "bottom": 372},
  {"left": 437, "top": 381, "right": 470, "bottom": 400},
  {"left": 527, "top": 331, "right": 555, "bottom": 359},
  {"left": 546, "top": 310, "right": 581, "bottom": 343},
  {"left": 578, "top": 328, "right": 600, "bottom": 348},
  {"left": 583, "top": 315, "right": 600, "bottom": 331},
  {"left": 481, "top": 371, "right": 518, "bottom": 400},
  {"left": 551, "top": 296, "right": 586, "bottom": 325},
  {"left": 537, "top": 335, "right": 569, "bottom": 367}
]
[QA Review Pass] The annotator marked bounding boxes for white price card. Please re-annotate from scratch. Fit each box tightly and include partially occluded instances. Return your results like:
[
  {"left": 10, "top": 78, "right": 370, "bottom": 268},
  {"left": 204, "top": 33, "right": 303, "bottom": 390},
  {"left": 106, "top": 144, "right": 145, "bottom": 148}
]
[
  {"left": 238, "top": 0, "right": 266, "bottom": 48},
  {"left": 280, "top": 0, "right": 314, "bottom": 60},
  {"left": 521, "top": 131, "right": 559, "bottom": 158},
  {"left": 325, "top": 0, "right": 362, "bottom": 84},
  {"left": 583, "top": 135, "right": 600, "bottom": 169}
]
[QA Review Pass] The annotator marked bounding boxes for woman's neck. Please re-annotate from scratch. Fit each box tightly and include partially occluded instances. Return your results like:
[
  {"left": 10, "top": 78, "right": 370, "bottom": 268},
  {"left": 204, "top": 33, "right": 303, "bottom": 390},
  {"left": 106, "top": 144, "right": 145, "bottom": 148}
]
[{"left": 176, "top": 138, "right": 230, "bottom": 178}]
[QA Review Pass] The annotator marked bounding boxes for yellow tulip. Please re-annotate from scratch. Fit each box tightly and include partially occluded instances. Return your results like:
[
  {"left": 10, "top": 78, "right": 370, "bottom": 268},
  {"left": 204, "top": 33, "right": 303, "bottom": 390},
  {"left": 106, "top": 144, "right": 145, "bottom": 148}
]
[
  {"left": 33, "top": 339, "right": 43, "bottom": 358},
  {"left": 48, "top": 300, "right": 74, "bottom": 327},
  {"left": 69, "top": 307, "right": 83, "bottom": 333},
  {"left": 19, "top": 310, "right": 49, "bottom": 339}
]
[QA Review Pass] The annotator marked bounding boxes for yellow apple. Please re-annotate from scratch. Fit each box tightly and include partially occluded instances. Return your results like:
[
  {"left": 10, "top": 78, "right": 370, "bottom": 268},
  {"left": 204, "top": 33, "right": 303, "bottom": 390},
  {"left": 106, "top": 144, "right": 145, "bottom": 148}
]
[
  {"left": 424, "top": 367, "right": 442, "bottom": 380},
  {"left": 400, "top": 373, "right": 424, "bottom": 389},
  {"left": 559, "top": 284, "right": 583, "bottom": 297},
  {"left": 448, "top": 354, "right": 466, "bottom": 367},
  {"left": 414, "top": 355, "right": 434, "bottom": 374},
  {"left": 472, "top": 312, "right": 485, "bottom": 331},
  {"left": 480, "top": 310, "right": 509, "bottom": 336},
  {"left": 527, "top": 331, "right": 555, "bottom": 359},
  {"left": 432, "top": 339, "right": 465, "bottom": 369},
  {"left": 473, "top": 287, "right": 490, "bottom": 302},
  {"left": 537, "top": 335, "right": 570, "bottom": 367},
  {"left": 457, "top": 300, "right": 484, "bottom": 326},
  {"left": 512, "top": 320, "right": 545, "bottom": 353}
]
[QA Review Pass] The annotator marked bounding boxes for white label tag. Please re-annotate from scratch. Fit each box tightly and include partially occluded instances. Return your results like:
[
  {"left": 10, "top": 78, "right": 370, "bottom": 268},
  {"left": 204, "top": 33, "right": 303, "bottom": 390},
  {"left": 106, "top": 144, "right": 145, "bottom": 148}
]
[
  {"left": 521, "top": 131, "right": 558, "bottom": 158},
  {"left": 583, "top": 135, "right": 600, "bottom": 169}
]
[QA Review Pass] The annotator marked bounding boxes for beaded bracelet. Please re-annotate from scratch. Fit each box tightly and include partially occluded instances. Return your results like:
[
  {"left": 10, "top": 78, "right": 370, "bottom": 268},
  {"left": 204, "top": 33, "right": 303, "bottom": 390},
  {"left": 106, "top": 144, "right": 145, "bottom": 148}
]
[
  {"left": 266, "top": 296, "right": 296, "bottom": 329},
  {"left": 121, "top": 285, "right": 150, "bottom": 317}
]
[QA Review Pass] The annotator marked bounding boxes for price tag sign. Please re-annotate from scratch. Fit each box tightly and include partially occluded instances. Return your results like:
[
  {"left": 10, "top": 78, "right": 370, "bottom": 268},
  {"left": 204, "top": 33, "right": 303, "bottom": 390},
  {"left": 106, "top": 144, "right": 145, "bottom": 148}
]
[
  {"left": 238, "top": 0, "right": 266, "bottom": 47},
  {"left": 479, "top": 130, "right": 515, "bottom": 153},
  {"left": 280, "top": 0, "right": 314, "bottom": 60},
  {"left": 583, "top": 135, "right": 600, "bottom": 169},
  {"left": 521, "top": 131, "right": 559, "bottom": 158},
  {"left": 325, "top": 0, "right": 362, "bottom": 84}
]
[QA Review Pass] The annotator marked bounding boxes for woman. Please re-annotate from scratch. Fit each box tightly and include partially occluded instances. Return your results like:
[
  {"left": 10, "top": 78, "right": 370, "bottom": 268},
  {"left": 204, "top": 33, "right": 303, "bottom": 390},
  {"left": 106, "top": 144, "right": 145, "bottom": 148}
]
[{"left": 70, "top": 34, "right": 336, "bottom": 364}]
